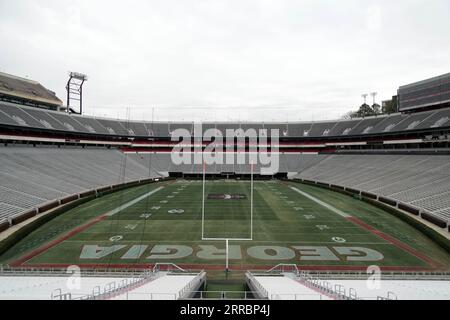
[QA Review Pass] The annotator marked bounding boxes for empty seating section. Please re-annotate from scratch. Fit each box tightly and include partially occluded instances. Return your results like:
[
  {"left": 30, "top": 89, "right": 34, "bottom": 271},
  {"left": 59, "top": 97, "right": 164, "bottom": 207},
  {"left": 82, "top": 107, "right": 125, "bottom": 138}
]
[
  {"left": 0, "top": 146, "right": 161, "bottom": 223},
  {"left": 215, "top": 123, "right": 240, "bottom": 134},
  {"left": 150, "top": 123, "right": 170, "bottom": 136},
  {"left": 169, "top": 123, "right": 193, "bottom": 135},
  {"left": 129, "top": 153, "right": 326, "bottom": 175},
  {"left": 285, "top": 154, "right": 327, "bottom": 172},
  {"left": 200, "top": 123, "right": 217, "bottom": 134},
  {"left": 392, "top": 110, "right": 436, "bottom": 131},
  {"left": 122, "top": 121, "right": 148, "bottom": 136},
  {"left": 370, "top": 114, "right": 408, "bottom": 133},
  {"left": 72, "top": 115, "right": 109, "bottom": 134},
  {"left": 0, "top": 203, "right": 23, "bottom": 222},
  {"left": 0, "top": 104, "right": 45, "bottom": 128},
  {"left": 48, "top": 112, "right": 90, "bottom": 133},
  {"left": 416, "top": 108, "right": 450, "bottom": 129},
  {"left": 1, "top": 102, "right": 450, "bottom": 138},
  {"left": 127, "top": 153, "right": 172, "bottom": 175},
  {"left": 296, "top": 154, "right": 450, "bottom": 224},
  {"left": 241, "top": 123, "right": 264, "bottom": 132},
  {"left": 327, "top": 120, "right": 360, "bottom": 136},
  {"left": 287, "top": 123, "right": 312, "bottom": 137},
  {"left": 0, "top": 109, "right": 19, "bottom": 126},
  {"left": 263, "top": 123, "right": 288, "bottom": 135},
  {"left": 350, "top": 117, "right": 385, "bottom": 135},
  {"left": 308, "top": 122, "right": 335, "bottom": 137},
  {"left": 17, "top": 108, "right": 67, "bottom": 131},
  {"left": 96, "top": 118, "right": 129, "bottom": 135}
]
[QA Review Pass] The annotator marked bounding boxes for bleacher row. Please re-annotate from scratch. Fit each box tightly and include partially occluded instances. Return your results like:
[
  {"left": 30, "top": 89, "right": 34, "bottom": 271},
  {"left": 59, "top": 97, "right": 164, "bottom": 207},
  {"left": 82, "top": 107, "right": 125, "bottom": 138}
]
[
  {"left": 295, "top": 154, "right": 450, "bottom": 227},
  {"left": 0, "top": 146, "right": 160, "bottom": 224},
  {"left": 1, "top": 101, "right": 450, "bottom": 138},
  {"left": 127, "top": 153, "right": 321, "bottom": 174}
]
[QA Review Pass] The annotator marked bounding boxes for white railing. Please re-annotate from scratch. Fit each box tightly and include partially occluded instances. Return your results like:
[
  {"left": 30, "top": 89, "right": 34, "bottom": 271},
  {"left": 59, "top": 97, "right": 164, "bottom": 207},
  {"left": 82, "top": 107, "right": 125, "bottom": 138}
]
[
  {"left": 0, "top": 265, "right": 152, "bottom": 277},
  {"left": 177, "top": 271, "right": 206, "bottom": 299},
  {"left": 152, "top": 263, "right": 187, "bottom": 273},
  {"left": 294, "top": 271, "right": 358, "bottom": 300},
  {"left": 245, "top": 271, "right": 269, "bottom": 299},
  {"left": 267, "top": 263, "right": 300, "bottom": 274},
  {"left": 270, "top": 293, "right": 326, "bottom": 300},
  {"left": 301, "top": 270, "right": 450, "bottom": 281},
  {"left": 69, "top": 271, "right": 159, "bottom": 300},
  {"left": 182, "top": 291, "right": 263, "bottom": 300}
]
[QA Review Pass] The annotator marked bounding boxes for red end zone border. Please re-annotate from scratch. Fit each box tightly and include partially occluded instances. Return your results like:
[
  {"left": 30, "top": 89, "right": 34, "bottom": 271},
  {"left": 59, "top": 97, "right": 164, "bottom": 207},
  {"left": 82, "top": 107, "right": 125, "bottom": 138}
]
[
  {"left": 346, "top": 216, "right": 443, "bottom": 269},
  {"left": 10, "top": 214, "right": 109, "bottom": 267}
]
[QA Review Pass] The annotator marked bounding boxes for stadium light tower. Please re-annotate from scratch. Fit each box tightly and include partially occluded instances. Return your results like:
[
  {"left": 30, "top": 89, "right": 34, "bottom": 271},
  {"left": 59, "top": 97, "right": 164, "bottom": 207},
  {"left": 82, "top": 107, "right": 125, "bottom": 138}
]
[
  {"left": 371, "top": 92, "right": 378, "bottom": 105},
  {"left": 66, "top": 72, "right": 88, "bottom": 114},
  {"left": 361, "top": 93, "right": 368, "bottom": 105}
]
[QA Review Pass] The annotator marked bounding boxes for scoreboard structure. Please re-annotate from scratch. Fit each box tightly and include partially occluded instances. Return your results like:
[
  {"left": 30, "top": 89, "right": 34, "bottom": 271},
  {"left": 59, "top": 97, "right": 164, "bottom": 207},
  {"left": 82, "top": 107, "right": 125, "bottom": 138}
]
[{"left": 398, "top": 72, "right": 450, "bottom": 112}]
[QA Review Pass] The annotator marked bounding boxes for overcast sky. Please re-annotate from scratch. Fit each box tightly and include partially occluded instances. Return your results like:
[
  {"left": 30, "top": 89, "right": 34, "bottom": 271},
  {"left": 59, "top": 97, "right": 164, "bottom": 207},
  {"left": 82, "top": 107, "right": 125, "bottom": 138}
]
[{"left": 1, "top": 0, "right": 449, "bottom": 122}]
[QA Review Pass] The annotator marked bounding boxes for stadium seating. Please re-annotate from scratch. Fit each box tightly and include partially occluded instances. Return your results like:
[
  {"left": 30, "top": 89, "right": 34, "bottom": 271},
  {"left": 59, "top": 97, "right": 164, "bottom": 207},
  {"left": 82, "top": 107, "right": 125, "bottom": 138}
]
[
  {"left": 296, "top": 154, "right": 450, "bottom": 225},
  {"left": 0, "top": 145, "right": 161, "bottom": 223},
  {"left": 1, "top": 101, "right": 450, "bottom": 138},
  {"left": 126, "top": 153, "right": 326, "bottom": 175}
]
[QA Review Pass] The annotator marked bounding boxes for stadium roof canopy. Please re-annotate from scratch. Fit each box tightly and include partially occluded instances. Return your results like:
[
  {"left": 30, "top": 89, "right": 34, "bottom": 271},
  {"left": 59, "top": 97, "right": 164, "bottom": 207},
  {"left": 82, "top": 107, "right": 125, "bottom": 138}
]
[{"left": 0, "top": 72, "right": 62, "bottom": 109}]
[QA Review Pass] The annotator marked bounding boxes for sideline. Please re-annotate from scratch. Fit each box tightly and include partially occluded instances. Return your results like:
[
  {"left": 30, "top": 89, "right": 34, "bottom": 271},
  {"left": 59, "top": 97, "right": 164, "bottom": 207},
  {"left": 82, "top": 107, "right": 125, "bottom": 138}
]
[
  {"left": 106, "top": 187, "right": 165, "bottom": 216},
  {"left": 290, "top": 186, "right": 351, "bottom": 218}
]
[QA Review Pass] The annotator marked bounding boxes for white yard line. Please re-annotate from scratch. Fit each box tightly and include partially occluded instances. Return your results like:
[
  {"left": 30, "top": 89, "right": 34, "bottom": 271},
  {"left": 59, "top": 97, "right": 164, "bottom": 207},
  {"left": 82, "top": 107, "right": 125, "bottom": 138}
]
[
  {"left": 289, "top": 186, "right": 351, "bottom": 218},
  {"left": 106, "top": 187, "right": 165, "bottom": 216}
]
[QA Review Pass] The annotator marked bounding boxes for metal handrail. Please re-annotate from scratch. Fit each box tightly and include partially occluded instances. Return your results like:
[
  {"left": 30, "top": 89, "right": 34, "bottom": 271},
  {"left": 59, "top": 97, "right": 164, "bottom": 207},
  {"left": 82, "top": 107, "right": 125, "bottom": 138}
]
[
  {"left": 177, "top": 271, "right": 206, "bottom": 299},
  {"left": 70, "top": 273, "right": 160, "bottom": 300},
  {"left": 152, "top": 263, "right": 187, "bottom": 273},
  {"left": 267, "top": 263, "right": 299, "bottom": 274},
  {"left": 182, "top": 291, "right": 264, "bottom": 300},
  {"left": 246, "top": 271, "right": 269, "bottom": 299},
  {"left": 0, "top": 265, "right": 156, "bottom": 277}
]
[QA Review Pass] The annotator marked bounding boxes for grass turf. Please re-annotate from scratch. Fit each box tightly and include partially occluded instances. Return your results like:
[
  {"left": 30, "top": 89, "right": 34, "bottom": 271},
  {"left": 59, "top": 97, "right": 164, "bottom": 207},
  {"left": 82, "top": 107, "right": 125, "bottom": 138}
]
[{"left": 1, "top": 179, "right": 449, "bottom": 271}]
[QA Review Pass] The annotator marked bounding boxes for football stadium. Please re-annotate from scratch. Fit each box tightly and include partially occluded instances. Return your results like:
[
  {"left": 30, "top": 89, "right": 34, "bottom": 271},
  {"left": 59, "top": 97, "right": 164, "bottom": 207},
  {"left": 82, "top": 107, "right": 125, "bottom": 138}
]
[
  {"left": 0, "top": 70, "right": 450, "bottom": 301},
  {"left": 0, "top": 1, "right": 450, "bottom": 306}
]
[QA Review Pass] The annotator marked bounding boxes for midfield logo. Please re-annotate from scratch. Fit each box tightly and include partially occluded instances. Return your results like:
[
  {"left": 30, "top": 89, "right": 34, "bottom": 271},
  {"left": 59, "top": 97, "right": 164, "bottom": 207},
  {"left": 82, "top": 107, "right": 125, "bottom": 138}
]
[{"left": 207, "top": 194, "right": 247, "bottom": 200}]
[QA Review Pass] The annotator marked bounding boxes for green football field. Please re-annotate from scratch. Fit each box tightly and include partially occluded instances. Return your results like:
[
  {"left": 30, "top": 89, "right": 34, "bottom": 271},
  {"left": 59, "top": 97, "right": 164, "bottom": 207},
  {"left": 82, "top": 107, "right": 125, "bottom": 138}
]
[{"left": 1, "top": 179, "right": 450, "bottom": 272}]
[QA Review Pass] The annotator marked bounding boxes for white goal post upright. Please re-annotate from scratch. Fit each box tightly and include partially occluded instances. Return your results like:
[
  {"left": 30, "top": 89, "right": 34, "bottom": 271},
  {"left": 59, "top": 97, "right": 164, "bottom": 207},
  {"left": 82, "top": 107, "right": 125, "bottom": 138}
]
[
  {"left": 201, "top": 157, "right": 254, "bottom": 272},
  {"left": 250, "top": 161, "right": 253, "bottom": 240},
  {"left": 202, "top": 160, "right": 206, "bottom": 239}
]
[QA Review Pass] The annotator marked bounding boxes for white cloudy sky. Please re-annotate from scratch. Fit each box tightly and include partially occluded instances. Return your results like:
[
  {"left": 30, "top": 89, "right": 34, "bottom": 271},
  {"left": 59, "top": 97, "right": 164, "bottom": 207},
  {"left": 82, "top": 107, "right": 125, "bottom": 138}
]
[{"left": 0, "top": 0, "right": 449, "bottom": 122}]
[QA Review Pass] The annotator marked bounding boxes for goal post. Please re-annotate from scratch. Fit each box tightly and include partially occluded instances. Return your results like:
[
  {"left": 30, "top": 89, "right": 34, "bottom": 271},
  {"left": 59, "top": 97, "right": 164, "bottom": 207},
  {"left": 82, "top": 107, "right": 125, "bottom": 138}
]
[{"left": 201, "top": 160, "right": 255, "bottom": 271}]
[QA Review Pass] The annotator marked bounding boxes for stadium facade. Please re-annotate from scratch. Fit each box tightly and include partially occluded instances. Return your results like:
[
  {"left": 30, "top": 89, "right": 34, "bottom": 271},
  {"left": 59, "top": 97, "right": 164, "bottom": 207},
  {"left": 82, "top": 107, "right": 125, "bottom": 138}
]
[{"left": 398, "top": 72, "right": 450, "bottom": 112}]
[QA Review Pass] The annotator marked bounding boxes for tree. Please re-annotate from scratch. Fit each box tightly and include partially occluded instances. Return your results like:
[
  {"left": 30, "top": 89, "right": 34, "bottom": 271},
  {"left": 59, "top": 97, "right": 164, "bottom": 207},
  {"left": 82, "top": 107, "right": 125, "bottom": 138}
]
[
  {"left": 382, "top": 96, "right": 398, "bottom": 114},
  {"left": 342, "top": 95, "right": 397, "bottom": 119}
]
